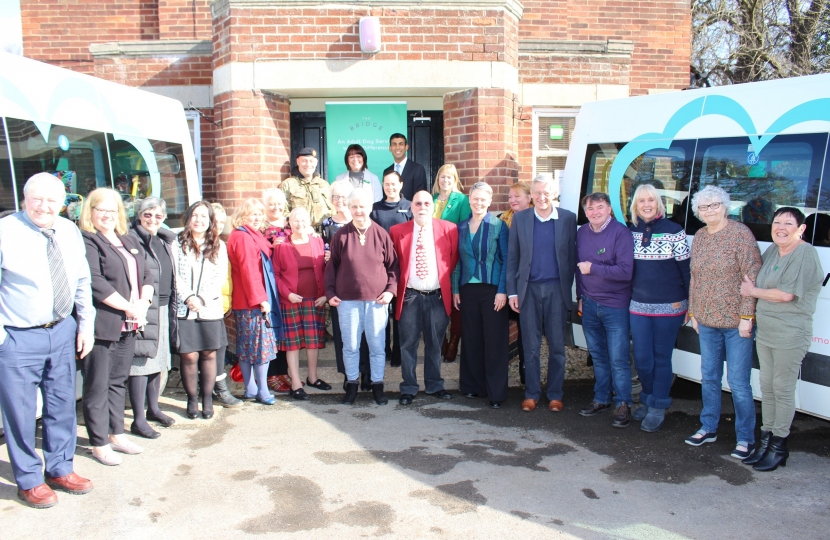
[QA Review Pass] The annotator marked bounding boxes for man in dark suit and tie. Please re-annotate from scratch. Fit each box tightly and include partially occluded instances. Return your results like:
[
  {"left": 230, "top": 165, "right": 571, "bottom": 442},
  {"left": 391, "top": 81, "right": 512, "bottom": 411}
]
[
  {"left": 383, "top": 133, "right": 429, "bottom": 201},
  {"left": 390, "top": 191, "right": 459, "bottom": 405},
  {"left": 506, "top": 174, "right": 577, "bottom": 413}
]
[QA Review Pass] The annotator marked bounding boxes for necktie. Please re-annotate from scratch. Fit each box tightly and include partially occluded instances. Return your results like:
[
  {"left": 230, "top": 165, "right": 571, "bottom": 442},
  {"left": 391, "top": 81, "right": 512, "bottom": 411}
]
[
  {"left": 415, "top": 226, "right": 427, "bottom": 280},
  {"left": 395, "top": 163, "right": 402, "bottom": 175},
  {"left": 41, "top": 229, "right": 73, "bottom": 319}
]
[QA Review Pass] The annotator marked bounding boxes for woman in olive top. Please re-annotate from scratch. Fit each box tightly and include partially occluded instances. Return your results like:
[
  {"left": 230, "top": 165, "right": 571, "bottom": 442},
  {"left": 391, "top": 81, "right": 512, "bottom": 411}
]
[{"left": 432, "top": 163, "right": 471, "bottom": 363}]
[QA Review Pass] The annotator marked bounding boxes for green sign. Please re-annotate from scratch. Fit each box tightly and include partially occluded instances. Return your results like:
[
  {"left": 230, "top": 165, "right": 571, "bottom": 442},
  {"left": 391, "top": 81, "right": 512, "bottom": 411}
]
[
  {"left": 549, "top": 125, "right": 564, "bottom": 140},
  {"left": 325, "top": 102, "right": 407, "bottom": 183}
]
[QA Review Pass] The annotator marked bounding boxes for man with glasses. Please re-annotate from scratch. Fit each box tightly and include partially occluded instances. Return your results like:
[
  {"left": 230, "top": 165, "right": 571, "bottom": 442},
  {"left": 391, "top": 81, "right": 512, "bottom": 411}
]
[
  {"left": 0, "top": 173, "right": 96, "bottom": 508},
  {"left": 281, "top": 147, "right": 334, "bottom": 233}
]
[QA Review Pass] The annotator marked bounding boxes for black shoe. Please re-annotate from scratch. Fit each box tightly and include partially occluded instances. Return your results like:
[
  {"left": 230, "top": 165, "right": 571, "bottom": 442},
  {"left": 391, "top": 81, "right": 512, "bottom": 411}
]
[
  {"left": 186, "top": 398, "right": 199, "bottom": 419},
  {"left": 612, "top": 403, "right": 631, "bottom": 428},
  {"left": 360, "top": 372, "right": 372, "bottom": 392},
  {"left": 390, "top": 360, "right": 401, "bottom": 368},
  {"left": 465, "top": 392, "right": 480, "bottom": 399},
  {"left": 753, "top": 435, "right": 789, "bottom": 472},
  {"left": 213, "top": 379, "right": 242, "bottom": 408},
  {"left": 202, "top": 410, "right": 214, "bottom": 419},
  {"left": 147, "top": 412, "right": 176, "bottom": 427},
  {"left": 579, "top": 401, "right": 612, "bottom": 417},
  {"left": 399, "top": 393, "right": 414, "bottom": 405},
  {"left": 743, "top": 430, "right": 771, "bottom": 465},
  {"left": 290, "top": 388, "right": 310, "bottom": 401},
  {"left": 130, "top": 422, "right": 160, "bottom": 439},
  {"left": 489, "top": 401, "right": 502, "bottom": 409},
  {"left": 372, "top": 383, "right": 388, "bottom": 405},
  {"left": 306, "top": 378, "right": 332, "bottom": 391},
  {"left": 426, "top": 389, "right": 452, "bottom": 400},
  {"left": 343, "top": 381, "right": 359, "bottom": 405}
]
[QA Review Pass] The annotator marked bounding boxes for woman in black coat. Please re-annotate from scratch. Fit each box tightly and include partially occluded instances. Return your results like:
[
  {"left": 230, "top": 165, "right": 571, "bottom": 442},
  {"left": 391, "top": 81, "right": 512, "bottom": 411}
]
[
  {"left": 81, "top": 188, "right": 154, "bottom": 467},
  {"left": 127, "top": 197, "right": 179, "bottom": 439}
]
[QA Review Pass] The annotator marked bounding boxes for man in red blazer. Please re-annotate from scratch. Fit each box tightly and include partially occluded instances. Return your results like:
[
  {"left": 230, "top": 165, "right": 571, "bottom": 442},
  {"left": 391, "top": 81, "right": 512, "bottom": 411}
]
[{"left": 390, "top": 191, "right": 459, "bottom": 405}]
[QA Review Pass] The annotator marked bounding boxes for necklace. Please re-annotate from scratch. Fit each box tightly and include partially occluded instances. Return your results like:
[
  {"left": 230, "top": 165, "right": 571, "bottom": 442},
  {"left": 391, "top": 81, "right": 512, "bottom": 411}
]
[{"left": 355, "top": 223, "right": 371, "bottom": 246}]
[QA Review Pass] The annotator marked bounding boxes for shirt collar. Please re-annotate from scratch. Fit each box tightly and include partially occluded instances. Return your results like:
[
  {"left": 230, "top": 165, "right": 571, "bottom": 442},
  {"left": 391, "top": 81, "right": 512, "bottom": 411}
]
[
  {"left": 396, "top": 157, "right": 408, "bottom": 170},
  {"left": 590, "top": 215, "right": 613, "bottom": 233},
  {"left": 534, "top": 206, "right": 558, "bottom": 222}
]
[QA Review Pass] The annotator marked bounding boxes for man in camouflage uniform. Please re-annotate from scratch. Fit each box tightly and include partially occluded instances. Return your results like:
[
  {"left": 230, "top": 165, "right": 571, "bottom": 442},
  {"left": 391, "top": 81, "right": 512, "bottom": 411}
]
[{"left": 281, "top": 147, "right": 333, "bottom": 232}]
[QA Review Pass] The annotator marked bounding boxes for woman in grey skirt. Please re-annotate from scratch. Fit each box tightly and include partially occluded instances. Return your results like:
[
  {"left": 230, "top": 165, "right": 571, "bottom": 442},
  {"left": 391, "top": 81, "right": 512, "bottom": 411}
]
[
  {"left": 128, "top": 198, "right": 178, "bottom": 438},
  {"left": 173, "top": 201, "right": 229, "bottom": 419}
]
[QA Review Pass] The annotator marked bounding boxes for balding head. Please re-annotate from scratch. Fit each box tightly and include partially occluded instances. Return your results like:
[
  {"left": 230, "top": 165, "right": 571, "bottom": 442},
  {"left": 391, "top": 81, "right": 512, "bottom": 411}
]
[
  {"left": 411, "top": 190, "right": 433, "bottom": 227},
  {"left": 23, "top": 173, "right": 66, "bottom": 229}
]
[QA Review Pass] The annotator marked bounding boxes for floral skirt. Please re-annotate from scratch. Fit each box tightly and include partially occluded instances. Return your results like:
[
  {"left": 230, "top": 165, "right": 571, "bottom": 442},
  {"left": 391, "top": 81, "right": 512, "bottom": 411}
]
[
  {"left": 279, "top": 299, "right": 326, "bottom": 351},
  {"left": 234, "top": 308, "right": 278, "bottom": 365}
]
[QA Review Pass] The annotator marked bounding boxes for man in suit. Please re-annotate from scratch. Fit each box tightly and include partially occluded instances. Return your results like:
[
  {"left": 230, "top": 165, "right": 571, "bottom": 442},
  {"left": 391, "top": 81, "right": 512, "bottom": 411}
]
[
  {"left": 390, "top": 191, "right": 459, "bottom": 405},
  {"left": 383, "top": 133, "right": 429, "bottom": 202},
  {"left": 507, "top": 174, "right": 577, "bottom": 413}
]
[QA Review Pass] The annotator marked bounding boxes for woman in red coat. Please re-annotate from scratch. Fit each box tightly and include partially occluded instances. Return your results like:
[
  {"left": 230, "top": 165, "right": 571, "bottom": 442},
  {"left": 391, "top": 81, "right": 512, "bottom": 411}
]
[{"left": 272, "top": 207, "right": 330, "bottom": 400}]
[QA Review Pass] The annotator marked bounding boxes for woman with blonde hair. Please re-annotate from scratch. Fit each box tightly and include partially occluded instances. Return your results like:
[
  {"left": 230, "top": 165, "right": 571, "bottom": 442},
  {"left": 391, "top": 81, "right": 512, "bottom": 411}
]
[
  {"left": 227, "top": 198, "right": 282, "bottom": 404},
  {"left": 81, "top": 188, "right": 154, "bottom": 465}
]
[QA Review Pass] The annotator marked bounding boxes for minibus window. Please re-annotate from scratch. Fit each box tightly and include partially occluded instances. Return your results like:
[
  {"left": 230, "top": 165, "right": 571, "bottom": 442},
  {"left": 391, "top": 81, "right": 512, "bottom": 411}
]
[
  {"left": 5, "top": 118, "right": 111, "bottom": 222},
  {"left": 691, "top": 133, "right": 827, "bottom": 243},
  {"left": 0, "top": 119, "right": 16, "bottom": 214},
  {"left": 149, "top": 140, "right": 187, "bottom": 229},
  {"left": 807, "top": 142, "right": 830, "bottom": 247}
]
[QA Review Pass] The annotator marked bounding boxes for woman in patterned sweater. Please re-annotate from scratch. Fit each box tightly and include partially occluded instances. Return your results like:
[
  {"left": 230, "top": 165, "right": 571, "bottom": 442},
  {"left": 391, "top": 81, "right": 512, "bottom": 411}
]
[
  {"left": 685, "top": 185, "right": 761, "bottom": 459},
  {"left": 629, "top": 184, "right": 691, "bottom": 433}
]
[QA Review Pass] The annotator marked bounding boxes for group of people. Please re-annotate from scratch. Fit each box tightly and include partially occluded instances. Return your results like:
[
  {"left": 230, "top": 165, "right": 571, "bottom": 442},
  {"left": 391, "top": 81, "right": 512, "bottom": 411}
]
[{"left": 0, "top": 134, "right": 823, "bottom": 511}]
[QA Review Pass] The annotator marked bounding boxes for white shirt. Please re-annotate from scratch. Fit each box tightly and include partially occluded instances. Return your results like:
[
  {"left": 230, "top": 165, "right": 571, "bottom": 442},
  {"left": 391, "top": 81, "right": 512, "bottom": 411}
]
[
  {"left": 407, "top": 220, "right": 439, "bottom": 291},
  {"left": 534, "top": 205, "right": 559, "bottom": 222}
]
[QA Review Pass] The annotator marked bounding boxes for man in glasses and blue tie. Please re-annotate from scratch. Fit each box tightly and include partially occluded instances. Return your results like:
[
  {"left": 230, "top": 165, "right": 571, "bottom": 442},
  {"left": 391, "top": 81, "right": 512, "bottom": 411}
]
[{"left": 0, "top": 172, "right": 96, "bottom": 508}]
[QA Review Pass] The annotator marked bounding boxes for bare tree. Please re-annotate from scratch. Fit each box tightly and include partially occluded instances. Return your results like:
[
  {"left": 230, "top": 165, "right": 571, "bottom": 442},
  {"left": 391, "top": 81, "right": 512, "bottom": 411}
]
[{"left": 691, "top": 0, "right": 829, "bottom": 86}]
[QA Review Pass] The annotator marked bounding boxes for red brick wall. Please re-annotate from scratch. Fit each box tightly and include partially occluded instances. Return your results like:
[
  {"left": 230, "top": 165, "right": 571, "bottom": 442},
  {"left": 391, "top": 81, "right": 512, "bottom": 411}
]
[
  {"left": 519, "top": 0, "right": 690, "bottom": 94},
  {"left": 213, "top": 6, "right": 520, "bottom": 68},
  {"left": 159, "top": 0, "right": 212, "bottom": 40},
  {"left": 443, "top": 88, "right": 519, "bottom": 212},
  {"left": 92, "top": 56, "right": 212, "bottom": 87},
  {"left": 519, "top": 53, "right": 630, "bottom": 85}
]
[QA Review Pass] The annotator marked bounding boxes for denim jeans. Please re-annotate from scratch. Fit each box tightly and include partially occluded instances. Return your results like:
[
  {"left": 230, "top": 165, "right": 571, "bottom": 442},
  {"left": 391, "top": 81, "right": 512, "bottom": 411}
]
[
  {"left": 336, "top": 300, "right": 388, "bottom": 383},
  {"left": 399, "top": 289, "right": 449, "bottom": 395},
  {"left": 630, "top": 313, "right": 683, "bottom": 409},
  {"left": 698, "top": 324, "right": 756, "bottom": 443},
  {"left": 581, "top": 296, "right": 632, "bottom": 406}
]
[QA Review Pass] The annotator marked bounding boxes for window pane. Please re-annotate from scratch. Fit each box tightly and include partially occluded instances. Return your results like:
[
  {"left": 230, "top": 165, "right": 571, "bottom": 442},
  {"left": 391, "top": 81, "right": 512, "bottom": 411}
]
[
  {"left": 5, "top": 118, "right": 111, "bottom": 222},
  {"left": 0, "top": 118, "right": 17, "bottom": 214},
  {"left": 808, "top": 141, "right": 830, "bottom": 247},
  {"left": 150, "top": 140, "right": 188, "bottom": 228},
  {"left": 691, "top": 133, "right": 827, "bottom": 242},
  {"left": 536, "top": 116, "right": 575, "bottom": 179}
]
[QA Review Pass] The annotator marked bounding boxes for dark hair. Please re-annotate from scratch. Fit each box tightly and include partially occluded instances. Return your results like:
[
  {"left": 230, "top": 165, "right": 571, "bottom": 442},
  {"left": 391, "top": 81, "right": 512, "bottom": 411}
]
[
  {"left": 581, "top": 192, "right": 612, "bottom": 208},
  {"left": 178, "top": 201, "right": 221, "bottom": 263},
  {"left": 772, "top": 206, "right": 806, "bottom": 226},
  {"left": 344, "top": 144, "right": 368, "bottom": 171},
  {"left": 382, "top": 170, "right": 402, "bottom": 183},
  {"left": 389, "top": 133, "right": 407, "bottom": 145}
]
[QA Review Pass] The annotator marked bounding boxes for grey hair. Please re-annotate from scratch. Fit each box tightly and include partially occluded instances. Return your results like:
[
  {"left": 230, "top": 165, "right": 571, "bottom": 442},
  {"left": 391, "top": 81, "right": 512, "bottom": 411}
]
[
  {"left": 532, "top": 173, "right": 560, "bottom": 198},
  {"left": 469, "top": 181, "right": 493, "bottom": 198},
  {"left": 629, "top": 183, "right": 667, "bottom": 226},
  {"left": 288, "top": 206, "right": 310, "bottom": 222},
  {"left": 330, "top": 179, "right": 353, "bottom": 198},
  {"left": 23, "top": 172, "right": 65, "bottom": 198},
  {"left": 262, "top": 188, "right": 286, "bottom": 205},
  {"left": 137, "top": 197, "right": 167, "bottom": 216},
  {"left": 691, "top": 185, "right": 730, "bottom": 220},
  {"left": 347, "top": 186, "right": 374, "bottom": 207}
]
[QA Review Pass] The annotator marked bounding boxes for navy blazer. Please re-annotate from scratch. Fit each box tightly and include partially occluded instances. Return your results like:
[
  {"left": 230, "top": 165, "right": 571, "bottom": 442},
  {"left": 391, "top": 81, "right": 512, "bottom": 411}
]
[
  {"left": 83, "top": 230, "right": 154, "bottom": 341},
  {"left": 384, "top": 159, "right": 428, "bottom": 202},
  {"left": 506, "top": 207, "right": 577, "bottom": 311}
]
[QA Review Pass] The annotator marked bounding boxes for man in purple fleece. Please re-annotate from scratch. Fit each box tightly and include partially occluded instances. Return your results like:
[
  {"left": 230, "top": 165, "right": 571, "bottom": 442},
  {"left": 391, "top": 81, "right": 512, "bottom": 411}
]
[{"left": 575, "top": 192, "right": 635, "bottom": 428}]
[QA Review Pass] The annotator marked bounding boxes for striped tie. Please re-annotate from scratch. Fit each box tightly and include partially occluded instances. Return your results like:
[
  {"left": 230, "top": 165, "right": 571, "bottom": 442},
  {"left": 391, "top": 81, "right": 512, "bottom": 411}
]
[{"left": 41, "top": 229, "right": 73, "bottom": 320}]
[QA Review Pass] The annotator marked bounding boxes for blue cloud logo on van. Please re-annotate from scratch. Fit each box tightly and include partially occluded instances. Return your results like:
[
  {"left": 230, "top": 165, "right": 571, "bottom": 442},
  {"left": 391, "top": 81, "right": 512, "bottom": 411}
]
[{"left": 608, "top": 96, "right": 830, "bottom": 222}]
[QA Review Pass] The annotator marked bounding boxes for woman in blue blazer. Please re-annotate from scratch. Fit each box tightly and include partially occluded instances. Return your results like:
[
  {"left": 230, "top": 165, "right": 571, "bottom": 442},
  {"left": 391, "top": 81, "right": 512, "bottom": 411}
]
[{"left": 451, "top": 182, "right": 509, "bottom": 408}]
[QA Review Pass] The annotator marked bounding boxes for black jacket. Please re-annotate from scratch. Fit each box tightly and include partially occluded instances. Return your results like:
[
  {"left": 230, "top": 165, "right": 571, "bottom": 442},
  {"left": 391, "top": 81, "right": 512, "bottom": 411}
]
[
  {"left": 370, "top": 197, "right": 413, "bottom": 233},
  {"left": 83, "top": 230, "right": 154, "bottom": 342},
  {"left": 383, "top": 159, "right": 429, "bottom": 202},
  {"left": 129, "top": 221, "right": 179, "bottom": 356}
]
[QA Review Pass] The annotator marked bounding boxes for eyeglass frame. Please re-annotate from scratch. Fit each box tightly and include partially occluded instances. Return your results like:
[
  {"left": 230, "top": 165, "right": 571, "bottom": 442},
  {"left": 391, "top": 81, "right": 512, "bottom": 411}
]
[{"left": 697, "top": 201, "right": 723, "bottom": 212}]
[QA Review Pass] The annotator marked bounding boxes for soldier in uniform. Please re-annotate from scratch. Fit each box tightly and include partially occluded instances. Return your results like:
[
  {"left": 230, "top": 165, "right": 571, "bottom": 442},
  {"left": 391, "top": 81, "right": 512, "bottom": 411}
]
[{"left": 281, "top": 147, "right": 334, "bottom": 233}]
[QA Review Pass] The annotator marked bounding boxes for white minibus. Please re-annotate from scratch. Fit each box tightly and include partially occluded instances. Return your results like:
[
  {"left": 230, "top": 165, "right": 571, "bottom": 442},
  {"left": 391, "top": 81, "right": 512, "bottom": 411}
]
[{"left": 561, "top": 74, "right": 830, "bottom": 420}]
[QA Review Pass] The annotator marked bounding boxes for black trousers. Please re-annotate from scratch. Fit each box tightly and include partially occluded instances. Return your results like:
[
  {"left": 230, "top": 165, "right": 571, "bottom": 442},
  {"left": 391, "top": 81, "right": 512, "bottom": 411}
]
[
  {"left": 459, "top": 284, "right": 509, "bottom": 402},
  {"left": 385, "top": 298, "right": 401, "bottom": 363},
  {"left": 82, "top": 332, "right": 136, "bottom": 447},
  {"left": 266, "top": 350, "right": 288, "bottom": 377}
]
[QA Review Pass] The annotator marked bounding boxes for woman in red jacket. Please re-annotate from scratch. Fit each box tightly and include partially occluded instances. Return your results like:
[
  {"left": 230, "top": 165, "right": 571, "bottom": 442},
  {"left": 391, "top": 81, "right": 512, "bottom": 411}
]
[{"left": 272, "top": 207, "right": 330, "bottom": 400}]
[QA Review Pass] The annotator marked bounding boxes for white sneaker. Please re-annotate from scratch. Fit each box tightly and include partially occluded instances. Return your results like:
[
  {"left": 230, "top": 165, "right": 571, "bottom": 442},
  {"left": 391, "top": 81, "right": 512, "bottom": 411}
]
[
  {"left": 109, "top": 436, "right": 144, "bottom": 455},
  {"left": 91, "top": 445, "right": 123, "bottom": 466}
]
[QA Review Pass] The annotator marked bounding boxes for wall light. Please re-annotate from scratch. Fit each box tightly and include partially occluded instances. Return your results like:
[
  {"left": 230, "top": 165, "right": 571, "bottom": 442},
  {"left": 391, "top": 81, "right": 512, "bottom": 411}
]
[{"left": 359, "top": 17, "right": 382, "bottom": 54}]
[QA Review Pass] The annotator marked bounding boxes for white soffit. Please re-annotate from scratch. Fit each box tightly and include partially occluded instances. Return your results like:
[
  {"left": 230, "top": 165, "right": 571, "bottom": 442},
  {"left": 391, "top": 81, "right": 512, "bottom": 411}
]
[{"left": 521, "top": 83, "right": 630, "bottom": 107}]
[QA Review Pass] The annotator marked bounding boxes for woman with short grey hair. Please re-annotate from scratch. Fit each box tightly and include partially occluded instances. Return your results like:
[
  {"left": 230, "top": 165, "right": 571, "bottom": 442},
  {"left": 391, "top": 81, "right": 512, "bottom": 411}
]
[{"left": 128, "top": 196, "right": 178, "bottom": 438}]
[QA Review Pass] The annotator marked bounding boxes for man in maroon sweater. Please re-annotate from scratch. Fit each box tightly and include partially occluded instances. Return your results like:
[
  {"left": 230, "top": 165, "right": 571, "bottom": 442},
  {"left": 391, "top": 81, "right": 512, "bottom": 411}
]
[{"left": 390, "top": 191, "right": 459, "bottom": 405}]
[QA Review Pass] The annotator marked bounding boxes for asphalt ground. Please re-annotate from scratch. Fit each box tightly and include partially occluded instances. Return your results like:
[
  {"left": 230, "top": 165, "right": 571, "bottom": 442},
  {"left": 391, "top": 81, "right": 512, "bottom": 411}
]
[{"left": 2, "top": 351, "right": 830, "bottom": 539}]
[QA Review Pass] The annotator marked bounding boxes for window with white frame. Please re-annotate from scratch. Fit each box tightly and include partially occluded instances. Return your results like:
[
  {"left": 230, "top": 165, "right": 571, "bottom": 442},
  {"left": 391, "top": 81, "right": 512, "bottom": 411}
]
[
  {"left": 533, "top": 109, "right": 578, "bottom": 182},
  {"left": 185, "top": 110, "right": 202, "bottom": 193}
]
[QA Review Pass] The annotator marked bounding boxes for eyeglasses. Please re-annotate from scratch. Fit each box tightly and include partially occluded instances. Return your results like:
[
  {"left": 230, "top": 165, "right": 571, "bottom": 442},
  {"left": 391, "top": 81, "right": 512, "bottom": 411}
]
[
  {"left": 331, "top": 195, "right": 348, "bottom": 201},
  {"left": 93, "top": 207, "right": 119, "bottom": 216},
  {"left": 697, "top": 202, "right": 723, "bottom": 212},
  {"left": 142, "top": 212, "right": 165, "bottom": 221}
]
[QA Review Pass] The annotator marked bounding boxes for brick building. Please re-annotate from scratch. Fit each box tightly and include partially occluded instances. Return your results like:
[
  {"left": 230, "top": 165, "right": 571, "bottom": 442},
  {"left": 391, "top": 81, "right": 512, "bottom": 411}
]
[{"left": 19, "top": 0, "right": 690, "bottom": 210}]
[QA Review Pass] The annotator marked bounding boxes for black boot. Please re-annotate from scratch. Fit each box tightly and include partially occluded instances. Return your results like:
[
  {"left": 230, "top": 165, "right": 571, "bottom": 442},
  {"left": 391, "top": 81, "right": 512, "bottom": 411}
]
[
  {"left": 360, "top": 371, "right": 372, "bottom": 392},
  {"left": 743, "top": 430, "right": 771, "bottom": 465},
  {"left": 753, "top": 435, "right": 789, "bottom": 472},
  {"left": 372, "top": 383, "right": 388, "bottom": 405},
  {"left": 343, "top": 381, "right": 359, "bottom": 405},
  {"left": 213, "top": 378, "right": 242, "bottom": 408}
]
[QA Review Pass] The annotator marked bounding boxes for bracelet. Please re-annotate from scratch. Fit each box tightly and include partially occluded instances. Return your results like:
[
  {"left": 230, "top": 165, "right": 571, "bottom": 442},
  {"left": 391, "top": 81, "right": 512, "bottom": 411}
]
[{"left": 740, "top": 315, "right": 755, "bottom": 320}]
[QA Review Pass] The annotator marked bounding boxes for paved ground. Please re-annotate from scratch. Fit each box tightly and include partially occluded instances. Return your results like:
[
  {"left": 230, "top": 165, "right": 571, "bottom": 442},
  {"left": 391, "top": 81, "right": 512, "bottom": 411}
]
[{"left": 2, "top": 349, "right": 830, "bottom": 539}]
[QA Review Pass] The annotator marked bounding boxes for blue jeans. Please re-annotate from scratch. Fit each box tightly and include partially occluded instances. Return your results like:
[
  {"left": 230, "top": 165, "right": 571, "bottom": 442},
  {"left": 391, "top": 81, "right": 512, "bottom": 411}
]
[
  {"left": 581, "top": 296, "right": 632, "bottom": 405},
  {"left": 630, "top": 313, "right": 684, "bottom": 409},
  {"left": 337, "top": 300, "right": 388, "bottom": 383},
  {"left": 699, "top": 324, "right": 756, "bottom": 444}
]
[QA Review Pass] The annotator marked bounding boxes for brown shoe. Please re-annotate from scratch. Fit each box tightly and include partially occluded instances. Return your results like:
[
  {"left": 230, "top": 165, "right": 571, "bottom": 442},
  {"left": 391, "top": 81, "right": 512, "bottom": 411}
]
[
  {"left": 46, "top": 472, "right": 94, "bottom": 495},
  {"left": 17, "top": 484, "right": 58, "bottom": 509},
  {"left": 443, "top": 335, "right": 460, "bottom": 363},
  {"left": 549, "top": 400, "right": 563, "bottom": 412},
  {"left": 521, "top": 398, "right": 537, "bottom": 412}
]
